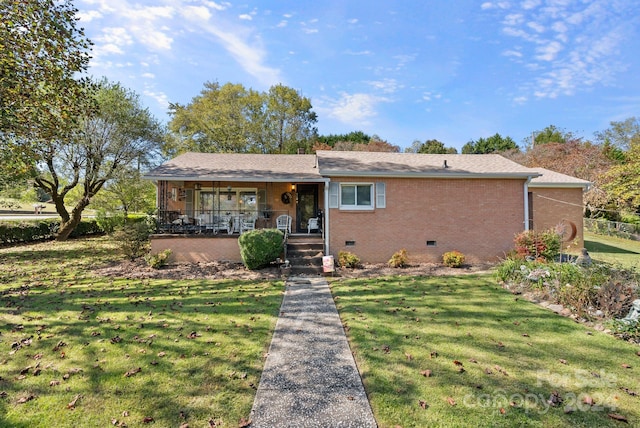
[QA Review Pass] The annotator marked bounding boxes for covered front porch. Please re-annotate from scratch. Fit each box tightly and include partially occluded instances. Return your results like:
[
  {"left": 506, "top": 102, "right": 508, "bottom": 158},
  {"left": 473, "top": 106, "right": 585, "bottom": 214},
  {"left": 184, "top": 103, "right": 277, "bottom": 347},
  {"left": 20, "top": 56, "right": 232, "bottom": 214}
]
[{"left": 154, "top": 180, "right": 326, "bottom": 236}]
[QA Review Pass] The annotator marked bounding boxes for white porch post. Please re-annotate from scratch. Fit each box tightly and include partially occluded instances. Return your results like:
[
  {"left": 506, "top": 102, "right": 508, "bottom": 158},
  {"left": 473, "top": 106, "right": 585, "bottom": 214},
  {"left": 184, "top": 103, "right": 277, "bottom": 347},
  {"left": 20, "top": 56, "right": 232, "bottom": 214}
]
[
  {"left": 324, "top": 179, "right": 330, "bottom": 256},
  {"left": 524, "top": 177, "right": 531, "bottom": 231}
]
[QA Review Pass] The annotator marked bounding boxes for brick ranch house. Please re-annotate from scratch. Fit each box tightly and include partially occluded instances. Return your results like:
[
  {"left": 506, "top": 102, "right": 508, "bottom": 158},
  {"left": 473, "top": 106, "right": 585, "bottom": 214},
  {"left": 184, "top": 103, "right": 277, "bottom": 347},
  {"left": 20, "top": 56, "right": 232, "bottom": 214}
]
[{"left": 143, "top": 151, "right": 590, "bottom": 264}]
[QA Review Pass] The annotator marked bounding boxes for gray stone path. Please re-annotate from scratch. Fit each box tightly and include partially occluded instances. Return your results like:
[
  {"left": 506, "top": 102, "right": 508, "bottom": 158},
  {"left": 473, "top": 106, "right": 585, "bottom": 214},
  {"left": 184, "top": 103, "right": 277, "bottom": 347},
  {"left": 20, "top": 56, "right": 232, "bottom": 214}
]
[{"left": 249, "top": 276, "right": 377, "bottom": 428}]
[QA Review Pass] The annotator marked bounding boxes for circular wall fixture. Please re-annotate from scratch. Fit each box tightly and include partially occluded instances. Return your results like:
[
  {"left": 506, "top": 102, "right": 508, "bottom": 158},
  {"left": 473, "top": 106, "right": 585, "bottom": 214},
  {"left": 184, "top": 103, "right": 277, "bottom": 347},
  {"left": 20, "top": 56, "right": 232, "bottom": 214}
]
[{"left": 281, "top": 192, "right": 292, "bottom": 204}]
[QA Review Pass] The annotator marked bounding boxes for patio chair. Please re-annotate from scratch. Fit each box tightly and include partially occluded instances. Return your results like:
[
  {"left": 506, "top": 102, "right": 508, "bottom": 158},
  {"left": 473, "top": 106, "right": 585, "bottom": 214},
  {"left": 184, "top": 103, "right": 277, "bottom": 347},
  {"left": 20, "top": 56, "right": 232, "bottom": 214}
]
[
  {"left": 240, "top": 217, "right": 256, "bottom": 234},
  {"left": 276, "top": 214, "right": 292, "bottom": 235},
  {"left": 307, "top": 217, "right": 319, "bottom": 234},
  {"left": 213, "top": 216, "right": 232, "bottom": 235}
]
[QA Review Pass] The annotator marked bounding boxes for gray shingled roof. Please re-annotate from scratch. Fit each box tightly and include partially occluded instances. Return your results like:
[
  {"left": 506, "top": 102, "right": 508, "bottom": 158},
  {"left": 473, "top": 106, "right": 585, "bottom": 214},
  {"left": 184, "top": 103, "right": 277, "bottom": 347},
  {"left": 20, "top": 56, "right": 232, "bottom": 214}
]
[
  {"left": 529, "top": 167, "right": 591, "bottom": 188},
  {"left": 144, "top": 151, "right": 589, "bottom": 186},
  {"left": 315, "top": 150, "right": 539, "bottom": 178},
  {"left": 144, "top": 152, "right": 323, "bottom": 182}
]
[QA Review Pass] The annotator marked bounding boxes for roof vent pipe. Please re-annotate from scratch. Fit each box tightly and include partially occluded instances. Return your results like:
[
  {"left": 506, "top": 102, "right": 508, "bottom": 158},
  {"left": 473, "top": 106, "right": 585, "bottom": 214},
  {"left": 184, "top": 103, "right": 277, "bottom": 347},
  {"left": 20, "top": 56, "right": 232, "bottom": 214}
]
[{"left": 443, "top": 160, "right": 449, "bottom": 168}]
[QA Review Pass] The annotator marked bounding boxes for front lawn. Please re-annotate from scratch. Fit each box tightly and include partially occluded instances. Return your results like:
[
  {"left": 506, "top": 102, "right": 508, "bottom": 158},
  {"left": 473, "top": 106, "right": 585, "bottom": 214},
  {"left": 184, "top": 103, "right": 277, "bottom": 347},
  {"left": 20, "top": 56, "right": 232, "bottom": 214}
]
[
  {"left": 330, "top": 274, "right": 640, "bottom": 428},
  {"left": 0, "top": 237, "right": 284, "bottom": 428},
  {"left": 584, "top": 231, "right": 640, "bottom": 270}
]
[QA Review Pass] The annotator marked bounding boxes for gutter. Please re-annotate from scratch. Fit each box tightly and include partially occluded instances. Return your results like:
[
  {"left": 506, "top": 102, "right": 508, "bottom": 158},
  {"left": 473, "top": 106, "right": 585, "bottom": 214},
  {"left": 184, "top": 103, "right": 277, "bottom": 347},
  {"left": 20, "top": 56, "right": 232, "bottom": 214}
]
[{"left": 524, "top": 176, "right": 532, "bottom": 231}]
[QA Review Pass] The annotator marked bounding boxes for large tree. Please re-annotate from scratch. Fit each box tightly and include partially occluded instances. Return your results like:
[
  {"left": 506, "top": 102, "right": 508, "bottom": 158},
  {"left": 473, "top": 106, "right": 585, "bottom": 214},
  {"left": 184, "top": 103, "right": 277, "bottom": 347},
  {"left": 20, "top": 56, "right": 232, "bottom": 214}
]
[
  {"left": 461, "top": 133, "right": 518, "bottom": 154},
  {"left": 601, "top": 126, "right": 640, "bottom": 212},
  {"left": 595, "top": 117, "right": 640, "bottom": 151},
  {"left": 34, "top": 80, "right": 164, "bottom": 240},
  {"left": 166, "top": 82, "right": 317, "bottom": 155},
  {"left": 0, "top": 0, "right": 92, "bottom": 185}
]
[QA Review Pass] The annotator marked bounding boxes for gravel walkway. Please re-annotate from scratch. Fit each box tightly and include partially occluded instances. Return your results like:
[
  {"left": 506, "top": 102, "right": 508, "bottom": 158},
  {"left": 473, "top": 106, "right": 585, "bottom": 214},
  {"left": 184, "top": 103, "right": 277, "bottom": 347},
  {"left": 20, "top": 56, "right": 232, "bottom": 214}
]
[{"left": 249, "top": 276, "right": 377, "bottom": 428}]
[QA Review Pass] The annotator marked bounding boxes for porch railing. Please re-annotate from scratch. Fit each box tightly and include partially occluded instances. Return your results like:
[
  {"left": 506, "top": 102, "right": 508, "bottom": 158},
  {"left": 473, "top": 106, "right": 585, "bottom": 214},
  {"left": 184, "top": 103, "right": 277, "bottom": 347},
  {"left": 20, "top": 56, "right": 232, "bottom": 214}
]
[{"left": 154, "top": 209, "right": 292, "bottom": 235}]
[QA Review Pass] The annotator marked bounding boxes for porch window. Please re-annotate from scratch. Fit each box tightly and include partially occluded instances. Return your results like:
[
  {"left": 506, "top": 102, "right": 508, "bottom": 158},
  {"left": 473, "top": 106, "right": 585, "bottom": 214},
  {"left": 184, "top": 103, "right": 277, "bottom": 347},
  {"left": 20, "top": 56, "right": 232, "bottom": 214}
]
[{"left": 340, "top": 183, "right": 374, "bottom": 210}]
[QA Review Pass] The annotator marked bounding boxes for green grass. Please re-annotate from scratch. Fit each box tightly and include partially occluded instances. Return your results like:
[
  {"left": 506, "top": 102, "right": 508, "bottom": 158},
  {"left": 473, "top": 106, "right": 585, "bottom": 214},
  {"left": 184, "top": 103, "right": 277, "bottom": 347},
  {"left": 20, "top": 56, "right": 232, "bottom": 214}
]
[
  {"left": 0, "top": 237, "right": 284, "bottom": 428},
  {"left": 330, "top": 275, "right": 640, "bottom": 428},
  {"left": 584, "top": 231, "right": 640, "bottom": 270}
]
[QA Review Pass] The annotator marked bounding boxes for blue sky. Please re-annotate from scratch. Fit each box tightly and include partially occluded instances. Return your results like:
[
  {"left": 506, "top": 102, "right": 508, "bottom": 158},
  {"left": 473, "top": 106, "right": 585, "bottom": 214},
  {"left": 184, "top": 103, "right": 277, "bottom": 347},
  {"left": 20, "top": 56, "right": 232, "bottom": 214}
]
[{"left": 77, "top": 0, "right": 640, "bottom": 151}]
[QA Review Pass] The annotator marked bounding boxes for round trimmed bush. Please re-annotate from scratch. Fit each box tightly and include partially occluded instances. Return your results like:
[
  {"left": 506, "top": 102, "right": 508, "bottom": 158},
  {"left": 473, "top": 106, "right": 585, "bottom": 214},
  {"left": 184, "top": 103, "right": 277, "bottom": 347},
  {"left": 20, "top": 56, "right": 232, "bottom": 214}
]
[{"left": 238, "top": 229, "right": 284, "bottom": 270}]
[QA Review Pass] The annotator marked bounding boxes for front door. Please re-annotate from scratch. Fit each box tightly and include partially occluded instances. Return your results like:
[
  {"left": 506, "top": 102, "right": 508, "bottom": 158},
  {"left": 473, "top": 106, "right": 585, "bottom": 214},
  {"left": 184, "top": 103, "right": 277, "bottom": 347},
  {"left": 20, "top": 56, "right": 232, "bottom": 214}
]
[{"left": 296, "top": 184, "right": 318, "bottom": 233}]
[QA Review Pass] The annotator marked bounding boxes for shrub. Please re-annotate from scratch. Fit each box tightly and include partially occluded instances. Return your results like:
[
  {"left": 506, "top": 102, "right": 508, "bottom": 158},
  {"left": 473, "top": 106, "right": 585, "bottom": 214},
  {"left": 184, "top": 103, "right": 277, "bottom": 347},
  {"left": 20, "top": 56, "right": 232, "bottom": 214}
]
[
  {"left": 113, "top": 222, "right": 153, "bottom": 260},
  {"left": 238, "top": 229, "right": 284, "bottom": 270},
  {"left": 96, "top": 210, "right": 126, "bottom": 234},
  {"left": 442, "top": 250, "right": 465, "bottom": 268},
  {"left": 338, "top": 251, "right": 361, "bottom": 269},
  {"left": 388, "top": 249, "right": 409, "bottom": 268},
  {"left": 146, "top": 249, "right": 172, "bottom": 269},
  {"left": 0, "top": 218, "right": 103, "bottom": 245},
  {"left": 514, "top": 229, "right": 561, "bottom": 262}
]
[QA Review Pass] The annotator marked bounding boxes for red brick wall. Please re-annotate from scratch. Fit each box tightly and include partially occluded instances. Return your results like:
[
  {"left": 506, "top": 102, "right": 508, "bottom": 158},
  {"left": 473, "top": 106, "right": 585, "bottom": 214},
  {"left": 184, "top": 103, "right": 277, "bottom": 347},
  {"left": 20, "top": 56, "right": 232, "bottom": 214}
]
[
  {"left": 530, "top": 187, "right": 585, "bottom": 252},
  {"left": 150, "top": 236, "right": 242, "bottom": 263},
  {"left": 328, "top": 177, "right": 527, "bottom": 263}
]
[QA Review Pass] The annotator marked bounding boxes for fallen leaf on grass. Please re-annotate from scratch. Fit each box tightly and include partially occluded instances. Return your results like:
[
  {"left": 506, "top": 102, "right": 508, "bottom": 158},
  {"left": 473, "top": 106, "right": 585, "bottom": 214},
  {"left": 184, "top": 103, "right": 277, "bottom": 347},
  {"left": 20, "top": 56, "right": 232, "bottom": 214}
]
[
  {"left": 548, "top": 391, "right": 563, "bottom": 406},
  {"left": 157, "top": 351, "right": 166, "bottom": 357},
  {"left": 620, "top": 387, "right": 638, "bottom": 396},
  {"left": 142, "top": 417, "right": 154, "bottom": 423},
  {"left": 608, "top": 413, "right": 628, "bottom": 423},
  {"left": 187, "top": 331, "right": 199, "bottom": 339},
  {"left": 499, "top": 408, "right": 506, "bottom": 414},
  {"left": 582, "top": 395, "right": 595, "bottom": 406},
  {"left": 50, "top": 380, "right": 60, "bottom": 386},
  {"left": 430, "top": 351, "right": 438, "bottom": 358},
  {"left": 124, "top": 367, "right": 141, "bottom": 377},
  {"left": 559, "top": 359, "right": 567, "bottom": 365},
  {"left": 67, "top": 394, "right": 81, "bottom": 409},
  {"left": 621, "top": 363, "right": 632, "bottom": 369},
  {"left": 420, "top": 370, "right": 432, "bottom": 377},
  {"left": 17, "top": 394, "right": 35, "bottom": 404},
  {"left": 53, "top": 341, "right": 66, "bottom": 351},
  {"left": 238, "top": 417, "right": 251, "bottom": 427},
  {"left": 418, "top": 400, "right": 428, "bottom": 409},
  {"left": 453, "top": 360, "right": 463, "bottom": 366},
  {"left": 405, "top": 353, "right": 413, "bottom": 361},
  {"left": 179, "top": 424, "right": 189, "bottom": 428},
  {"left": 446, "top": 396, "right": 456, "bottom": 406},
  {"left": 110, "top": 336, "right": 122, "bottom": 344},
  {"left": 469, "top": 358, "right": 478, "bottom": 363}
]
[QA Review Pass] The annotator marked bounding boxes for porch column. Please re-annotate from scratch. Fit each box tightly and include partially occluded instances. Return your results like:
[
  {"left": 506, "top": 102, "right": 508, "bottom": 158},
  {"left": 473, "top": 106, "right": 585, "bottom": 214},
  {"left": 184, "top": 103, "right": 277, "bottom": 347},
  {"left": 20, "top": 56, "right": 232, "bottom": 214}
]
[{"left": 324, "top": 180, "right": 330, "bottom": 256}]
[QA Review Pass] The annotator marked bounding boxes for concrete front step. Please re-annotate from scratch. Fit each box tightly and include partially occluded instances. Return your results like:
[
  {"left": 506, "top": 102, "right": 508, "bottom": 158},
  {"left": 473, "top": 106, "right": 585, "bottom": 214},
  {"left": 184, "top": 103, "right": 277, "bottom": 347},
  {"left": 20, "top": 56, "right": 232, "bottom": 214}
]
[{"left": 286, "top": 235, "right": 325, "bottom": 276}]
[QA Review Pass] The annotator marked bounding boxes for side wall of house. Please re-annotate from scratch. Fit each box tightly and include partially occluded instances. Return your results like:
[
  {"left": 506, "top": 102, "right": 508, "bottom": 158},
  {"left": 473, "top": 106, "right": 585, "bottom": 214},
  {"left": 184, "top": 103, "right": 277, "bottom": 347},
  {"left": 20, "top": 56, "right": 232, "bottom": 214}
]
[
  {"left": 530, "top": 187, "right": 585, "bottom": 252},
  {"left": 328, "top": 177, "right": 526, "bottom": 263}
]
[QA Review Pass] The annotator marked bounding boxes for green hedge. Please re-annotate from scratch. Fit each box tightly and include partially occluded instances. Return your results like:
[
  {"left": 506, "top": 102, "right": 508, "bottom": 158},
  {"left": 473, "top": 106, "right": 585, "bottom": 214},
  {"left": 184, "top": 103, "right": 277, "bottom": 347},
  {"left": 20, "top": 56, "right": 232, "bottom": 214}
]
[
  {"left": 0, "top": 218, "right": 104, "bottom": 245},
  {"left": 238, "top": 229, "right": 284, "bottom": 270}
]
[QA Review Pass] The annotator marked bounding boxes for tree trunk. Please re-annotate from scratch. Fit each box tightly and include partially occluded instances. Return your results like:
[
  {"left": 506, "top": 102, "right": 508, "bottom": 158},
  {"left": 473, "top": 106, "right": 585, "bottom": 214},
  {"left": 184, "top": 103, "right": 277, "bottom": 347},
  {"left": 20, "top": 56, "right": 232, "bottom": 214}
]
[{"left": 56, "top": 198, "right": 90, "bottom": 241}]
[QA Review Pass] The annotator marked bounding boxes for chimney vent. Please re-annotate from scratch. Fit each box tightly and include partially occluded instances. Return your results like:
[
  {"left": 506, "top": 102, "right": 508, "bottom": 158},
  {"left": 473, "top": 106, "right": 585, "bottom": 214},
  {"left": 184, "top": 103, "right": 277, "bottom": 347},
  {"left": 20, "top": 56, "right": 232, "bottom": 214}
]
[{"left": 443, "top": 160, "right": 449, "bottom": 168}]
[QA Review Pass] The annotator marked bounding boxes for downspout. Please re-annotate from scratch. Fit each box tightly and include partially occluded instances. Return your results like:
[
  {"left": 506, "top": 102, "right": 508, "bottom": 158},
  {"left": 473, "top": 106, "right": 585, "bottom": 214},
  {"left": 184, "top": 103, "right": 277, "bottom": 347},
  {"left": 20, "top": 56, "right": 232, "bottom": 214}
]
[
  {"left": 324, "top": 179, "right": 330, "bottom": 256},
  {"left": 524, "top": 177, "right": 532, "bottom": 231}
]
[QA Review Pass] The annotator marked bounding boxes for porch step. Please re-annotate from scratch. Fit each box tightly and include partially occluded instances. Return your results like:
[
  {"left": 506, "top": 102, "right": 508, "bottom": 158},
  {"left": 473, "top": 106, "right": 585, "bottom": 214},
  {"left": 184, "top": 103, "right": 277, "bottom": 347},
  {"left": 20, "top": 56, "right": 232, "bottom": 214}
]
[{"left": 286, "top": 235, "right": 324, "bottom": 275}]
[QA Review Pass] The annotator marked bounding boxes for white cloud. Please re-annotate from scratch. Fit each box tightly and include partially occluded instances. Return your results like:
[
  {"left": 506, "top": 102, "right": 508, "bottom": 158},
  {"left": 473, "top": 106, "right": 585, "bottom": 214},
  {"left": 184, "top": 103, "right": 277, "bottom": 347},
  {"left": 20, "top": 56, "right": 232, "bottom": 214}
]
[
  {"left": 503, "top": 49, "right": 522, "bottom": 57},
  {"left": 94, "top": 27, "right": 133, "bottom": 55},
  {"left": 182, "top": 6, "right": 212, "bottom": 22},
  {"left": 277, "top": 20, "right": 288, "bottom": 28},
  {"left": 535, "top": 41, "right": 563, "bottom": 61},
  {"left": 77, "top": 10, "right": 102, "bottom": 22},
  {"left": 492, "top": 0, "right": 630, "bottom": 101},
  {"left": 348, "top": 18, "right": 358, "bottom": 24},
  {"left": 239, "top": 14, "right": 252, "bottom": 21},
  {"left": 481, "top": 2, "right": 511, "bottom": 10},
  {"left": 324, "top": 93, "right": 387, "bottom": 125},
  {"left": 144, "top": 88, "right": 169, "bottom": 108},
  {"left": 367, "top": 78, "right": 402, "bottom": 94},
  {"left": 203, "top": 1, "right": 230, "bottom": 11},
  {"left": 141, "top": 72, "right": 155, "bottom": 79}
]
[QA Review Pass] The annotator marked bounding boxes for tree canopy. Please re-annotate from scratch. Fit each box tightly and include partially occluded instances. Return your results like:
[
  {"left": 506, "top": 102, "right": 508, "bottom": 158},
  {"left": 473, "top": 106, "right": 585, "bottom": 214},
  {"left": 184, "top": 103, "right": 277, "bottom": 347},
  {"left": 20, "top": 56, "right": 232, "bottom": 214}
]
[
  {"left": 0, "top": 0, "right": 92, "bottom": 144},
  {"left": 166, "top": 82, "right": 317, "bottom": 155},
  {"left": 407, "top": 139, "right": 458, "bottom": 154},
  {"left": 34, "top": 80, "right": 164, "bottom": 240},
  {"left": 461, "top": 133, "right": 518, "bottom": 154}
]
